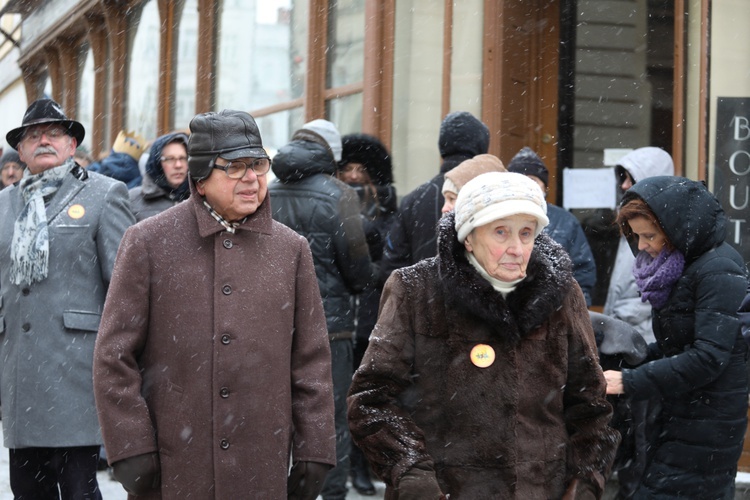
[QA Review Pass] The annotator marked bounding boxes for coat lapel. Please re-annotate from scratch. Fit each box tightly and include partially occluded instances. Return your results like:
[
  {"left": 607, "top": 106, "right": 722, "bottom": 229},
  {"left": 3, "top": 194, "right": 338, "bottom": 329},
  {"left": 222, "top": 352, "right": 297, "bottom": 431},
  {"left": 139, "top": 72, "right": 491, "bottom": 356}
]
[{"left": 46, "top": 173, "right": 84, "bottom": 224}]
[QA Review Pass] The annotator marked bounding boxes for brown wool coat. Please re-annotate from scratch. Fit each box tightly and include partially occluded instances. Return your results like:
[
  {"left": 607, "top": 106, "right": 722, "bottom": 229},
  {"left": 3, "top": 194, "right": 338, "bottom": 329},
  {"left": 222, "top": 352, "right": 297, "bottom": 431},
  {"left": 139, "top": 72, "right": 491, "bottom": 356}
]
[
  {"left": 94, "top": 191, "right": 336, "bottom": 499},
  {"left": 348, "top": 214, "right": 619, "bottom": 500}
]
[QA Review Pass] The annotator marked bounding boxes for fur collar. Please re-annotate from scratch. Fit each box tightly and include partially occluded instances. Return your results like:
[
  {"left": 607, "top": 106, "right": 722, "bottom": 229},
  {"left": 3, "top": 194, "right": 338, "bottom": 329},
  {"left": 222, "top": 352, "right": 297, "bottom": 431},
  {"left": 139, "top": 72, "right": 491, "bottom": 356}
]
[{"left": 437, "top": 212, "right": 573, "bottom": 344}]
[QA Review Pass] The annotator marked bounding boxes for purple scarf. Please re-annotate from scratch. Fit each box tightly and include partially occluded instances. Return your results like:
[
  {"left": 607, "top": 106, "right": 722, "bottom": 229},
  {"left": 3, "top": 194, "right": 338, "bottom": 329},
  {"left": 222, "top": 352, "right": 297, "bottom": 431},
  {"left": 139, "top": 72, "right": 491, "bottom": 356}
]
[{"left": 633, "top": 248, "right": 686, "bottom": 309}]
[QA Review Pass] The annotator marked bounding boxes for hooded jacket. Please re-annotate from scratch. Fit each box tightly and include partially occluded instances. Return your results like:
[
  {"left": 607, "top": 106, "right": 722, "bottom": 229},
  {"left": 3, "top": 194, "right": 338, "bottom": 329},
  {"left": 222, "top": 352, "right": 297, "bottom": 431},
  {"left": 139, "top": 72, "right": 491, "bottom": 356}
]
[
  {"left": 620, "top": 176, "right": 748, "bottom": 498},
  {"left": 380, "top": 112, "right": 490, "bottom": 280},
  {"left": 129, "top": 133, "right": 190, "bottom": 222},
  {"left": 269, "top": 137, "right": 372, "bottom": 335},
  {"left": 604, "top": 147, "right": 675, "bottom": 342},
  {"left": 89, "top": 151, "right": 143, "bottom": 189},
  {"left": 348, "top": 213, "right": 618, "bottom": 499}
]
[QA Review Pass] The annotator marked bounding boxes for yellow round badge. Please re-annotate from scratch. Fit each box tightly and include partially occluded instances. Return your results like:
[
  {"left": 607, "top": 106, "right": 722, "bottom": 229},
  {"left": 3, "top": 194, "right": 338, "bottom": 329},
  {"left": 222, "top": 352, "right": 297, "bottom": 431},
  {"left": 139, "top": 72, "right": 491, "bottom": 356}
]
[
  {"left": 68, "top": 204, "right": 85, "bottom": 219},
  {"left": 470, "top": 344, "right": 496, "bottom": 368}
]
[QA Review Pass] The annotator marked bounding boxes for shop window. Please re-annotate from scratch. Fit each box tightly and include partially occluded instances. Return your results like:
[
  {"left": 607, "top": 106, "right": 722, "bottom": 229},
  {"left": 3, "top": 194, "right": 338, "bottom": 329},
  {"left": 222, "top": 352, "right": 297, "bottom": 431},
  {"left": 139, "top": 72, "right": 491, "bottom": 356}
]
[
  {"left": 256, "top": 107, "right": 304, "bottom": 160},
  {"left": 216, "top": 0, "right": 304, "bottom": 114},
  {"left": 326, "top": 0, "right": 364, "bottom": 89},
  {"left": 174, "top": 0, "right": 198, "bottom": 130},
  {"left": 78, "top": 47, "right": 95, "bottom": 150},
  {"left": 215, "top": 0, "right": 307, "bottom": 151},
  {"left": 327, "top": 92, "right": 361, "bottom": 135},
  {"left": 127, "top": 0, "right": 160, "bottom": 141}
]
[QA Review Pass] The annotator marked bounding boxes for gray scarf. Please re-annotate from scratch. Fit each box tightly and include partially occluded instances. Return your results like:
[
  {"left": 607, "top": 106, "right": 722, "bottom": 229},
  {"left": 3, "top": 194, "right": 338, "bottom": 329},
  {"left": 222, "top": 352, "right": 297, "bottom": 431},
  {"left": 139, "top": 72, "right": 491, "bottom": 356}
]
[{"left": 10, "top": 158, "right": 74, "bottom": 285}]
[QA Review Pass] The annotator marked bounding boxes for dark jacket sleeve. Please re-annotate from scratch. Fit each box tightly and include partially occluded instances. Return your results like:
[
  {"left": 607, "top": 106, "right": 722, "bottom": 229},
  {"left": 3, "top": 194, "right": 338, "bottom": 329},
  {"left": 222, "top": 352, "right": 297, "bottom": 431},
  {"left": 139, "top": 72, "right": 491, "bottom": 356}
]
[
  {"left": 347, "top": 271, "right": 433, "bottom": 487},
  {"left": 566, "top": 222, "right": 597, "bottom": 307},
  {"left": 380, "top": 204, "right": 414, "bottom": 283},
  {"left": 738, "top": 282, "right": 750, "bottom": 346},
  {"left": 623, "top": 255, "right": 747, "bottom": 399},
  {"left": 333, "top": 183, "right": 373, "bottom": 294}
]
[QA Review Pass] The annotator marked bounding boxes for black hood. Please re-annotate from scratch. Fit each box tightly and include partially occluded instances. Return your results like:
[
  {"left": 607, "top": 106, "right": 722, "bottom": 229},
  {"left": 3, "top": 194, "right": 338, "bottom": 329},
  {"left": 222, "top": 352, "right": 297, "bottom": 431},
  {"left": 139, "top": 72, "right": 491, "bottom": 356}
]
[
  {"left": 145, "top": 132, "right": 190, "bottom": 201},
  {"left": 622, "top": 176, "right": 726, "bottom": 263},
  {"left": 271, "top": 139, "right": 337, "bottom": 182}
]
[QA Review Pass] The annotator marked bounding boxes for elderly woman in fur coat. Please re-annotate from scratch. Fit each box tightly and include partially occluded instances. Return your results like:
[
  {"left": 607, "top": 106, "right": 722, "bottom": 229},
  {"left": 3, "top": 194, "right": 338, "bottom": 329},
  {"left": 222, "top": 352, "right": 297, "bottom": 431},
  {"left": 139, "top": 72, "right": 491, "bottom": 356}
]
[{"left": 348, "top": 172, "right": 619, "bottom": 499}]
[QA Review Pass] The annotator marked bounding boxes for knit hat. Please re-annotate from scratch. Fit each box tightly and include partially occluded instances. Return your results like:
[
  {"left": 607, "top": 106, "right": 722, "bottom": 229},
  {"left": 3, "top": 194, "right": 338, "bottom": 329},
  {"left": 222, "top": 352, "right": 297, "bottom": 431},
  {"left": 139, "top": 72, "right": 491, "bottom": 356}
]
[
  {"left": 507, "top": 147, "right": 549, "bottom": 187},
  {"left": 339, "top": 133, "right": 393, "bottom": 185},
  {"left": 438, "top": 111, "right": 490, "bottom": 160},
  {"left": 442, "top": 154, "right": 506, "bottom": 195},
  {"left": 292, "top": 119, "right": 342, "bottom": 162},
  {"left": 188, "top": 109, "right": 268, "bottom": 180},
  {"left": 454, "top": 172, "right": 549, "bottom": 243}
]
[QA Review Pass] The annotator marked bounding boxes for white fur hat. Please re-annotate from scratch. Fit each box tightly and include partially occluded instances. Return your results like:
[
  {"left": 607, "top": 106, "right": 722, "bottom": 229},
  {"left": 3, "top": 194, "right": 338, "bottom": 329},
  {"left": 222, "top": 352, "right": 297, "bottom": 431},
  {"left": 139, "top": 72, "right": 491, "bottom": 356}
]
[{"left": 454, "top": 172, "right": 549, "bottom": 243}]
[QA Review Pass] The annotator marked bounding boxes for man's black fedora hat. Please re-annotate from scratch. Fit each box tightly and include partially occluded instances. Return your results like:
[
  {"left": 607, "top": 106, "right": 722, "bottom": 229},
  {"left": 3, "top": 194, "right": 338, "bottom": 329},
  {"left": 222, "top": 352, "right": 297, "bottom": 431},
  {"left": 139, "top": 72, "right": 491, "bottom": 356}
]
[{"left": 6, "top": 98, "right": 85, "bottom": 150}]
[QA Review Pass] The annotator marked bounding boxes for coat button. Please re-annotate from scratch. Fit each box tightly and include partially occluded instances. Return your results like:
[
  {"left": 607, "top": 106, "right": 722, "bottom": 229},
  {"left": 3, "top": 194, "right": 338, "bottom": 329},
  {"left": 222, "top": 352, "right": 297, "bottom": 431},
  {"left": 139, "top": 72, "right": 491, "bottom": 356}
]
[
  {"left": 21, "top": 323, "right": 30, "bottom": 332},
  {"left": 222, "top": 285, "right": 232, "bottom": 295},
  {"left": 221, "top": 334, "right": 231, "bottom": 345},
  {"left": 220, "top": 439, "right": 230, "bottom": 449},
  {"left": 220, "top": 387, "right": 230, "bottom": 398},
  {"left": 223, "top": 239, "right": 233, "bottom": 249},
  {"left": 21, "top": 288, "right": 30, "bottom": 296}
]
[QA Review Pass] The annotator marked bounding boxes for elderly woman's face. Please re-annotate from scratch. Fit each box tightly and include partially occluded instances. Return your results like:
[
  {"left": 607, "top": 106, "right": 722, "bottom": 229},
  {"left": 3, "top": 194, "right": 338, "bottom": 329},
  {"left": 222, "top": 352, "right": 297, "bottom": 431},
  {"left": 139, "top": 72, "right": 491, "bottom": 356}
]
[{"left": 464, "top": 214, "right": 537, "bottom": 282}]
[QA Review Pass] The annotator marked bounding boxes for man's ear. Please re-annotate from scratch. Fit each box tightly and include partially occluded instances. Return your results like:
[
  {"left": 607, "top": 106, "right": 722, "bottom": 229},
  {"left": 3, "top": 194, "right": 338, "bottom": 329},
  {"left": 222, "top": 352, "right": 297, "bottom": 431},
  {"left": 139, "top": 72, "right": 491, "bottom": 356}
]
[
  {"left": 195, "top": 179, "right": 205, "bottom": 195},
  {"left": 464, "top": 235, "right": 473, "bottom": 253}
]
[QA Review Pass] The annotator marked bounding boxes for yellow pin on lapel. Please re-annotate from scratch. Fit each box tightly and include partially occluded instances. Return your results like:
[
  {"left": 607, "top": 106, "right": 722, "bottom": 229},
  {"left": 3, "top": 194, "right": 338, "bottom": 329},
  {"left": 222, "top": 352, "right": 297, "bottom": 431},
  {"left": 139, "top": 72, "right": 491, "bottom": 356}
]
[
  {"left": 470, "top": 344, "right": 495, "bottom": 368},
  {"left": 68, "top": 204, "right": 85, "bottom": 219}
]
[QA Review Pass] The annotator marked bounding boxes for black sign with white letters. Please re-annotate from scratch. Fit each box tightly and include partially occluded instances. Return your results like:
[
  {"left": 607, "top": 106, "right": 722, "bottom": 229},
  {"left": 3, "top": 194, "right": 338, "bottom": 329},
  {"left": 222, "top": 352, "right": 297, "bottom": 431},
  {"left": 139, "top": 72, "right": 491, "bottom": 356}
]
[{"left": 715, "top": 97, "right": 750, "bottom": 265}]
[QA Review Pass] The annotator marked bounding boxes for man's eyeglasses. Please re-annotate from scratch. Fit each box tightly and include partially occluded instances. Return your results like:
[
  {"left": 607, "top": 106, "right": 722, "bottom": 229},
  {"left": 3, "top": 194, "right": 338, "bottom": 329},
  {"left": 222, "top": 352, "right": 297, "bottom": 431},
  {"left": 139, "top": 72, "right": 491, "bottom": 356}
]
[
  {"left": 161, "top": 156, "right": 188, "bottom": 165},
  {"left": 213, "top": 158, "right": 271, "bottom": 179},
  {"left": 23, "top": 126, "right": 68, "bottom": 143}
]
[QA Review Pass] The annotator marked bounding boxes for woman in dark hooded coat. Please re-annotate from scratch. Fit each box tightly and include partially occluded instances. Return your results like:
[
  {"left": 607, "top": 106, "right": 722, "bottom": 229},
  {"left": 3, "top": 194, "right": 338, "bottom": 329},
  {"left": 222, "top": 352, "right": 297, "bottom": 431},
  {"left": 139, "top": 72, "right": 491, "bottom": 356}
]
[
  {"left": 129, "top": 132, "right": 190, "bottom": 221},
  {"left": 348, "top": 172, "right": 618, "bottom": 499},
  {"left": 604, "top": 176, "right": 748, "bottom": 499}
]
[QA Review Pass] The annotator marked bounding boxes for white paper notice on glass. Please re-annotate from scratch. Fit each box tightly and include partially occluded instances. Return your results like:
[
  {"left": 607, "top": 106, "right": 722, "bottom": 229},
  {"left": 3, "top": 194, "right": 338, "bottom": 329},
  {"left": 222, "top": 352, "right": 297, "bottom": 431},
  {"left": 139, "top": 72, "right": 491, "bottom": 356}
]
[{"left": 562, "top": 167, "right": 616, "bottom": 209}]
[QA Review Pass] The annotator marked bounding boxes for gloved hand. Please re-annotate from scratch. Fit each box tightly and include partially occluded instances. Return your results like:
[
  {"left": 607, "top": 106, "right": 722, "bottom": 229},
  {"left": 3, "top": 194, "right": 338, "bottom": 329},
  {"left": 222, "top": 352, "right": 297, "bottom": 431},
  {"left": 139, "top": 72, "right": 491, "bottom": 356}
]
[
  {"left": 397, "top": 462, "right": 444, "bottom": 500},
  {"left": 287, "top": 461, "right": 330, "bottom": 500},
  {"left": 561, "top": 478, "right": 597, "bottom": 500},
  {"left": 112, "top": 452, "right": 161, "bottom": 496}
]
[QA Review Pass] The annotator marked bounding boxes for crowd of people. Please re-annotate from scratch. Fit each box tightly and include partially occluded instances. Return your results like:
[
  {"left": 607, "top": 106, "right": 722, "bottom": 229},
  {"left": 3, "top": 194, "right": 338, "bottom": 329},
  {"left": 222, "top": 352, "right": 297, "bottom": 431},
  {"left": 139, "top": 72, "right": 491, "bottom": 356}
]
[{"left": 0, "top": 97, "right": 747, "bottom": 500}]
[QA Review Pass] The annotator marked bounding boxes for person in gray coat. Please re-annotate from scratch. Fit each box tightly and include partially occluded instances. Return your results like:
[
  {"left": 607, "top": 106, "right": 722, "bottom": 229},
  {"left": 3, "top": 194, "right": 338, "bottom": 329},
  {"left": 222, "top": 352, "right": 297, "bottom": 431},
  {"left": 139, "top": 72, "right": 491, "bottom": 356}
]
[
  {"left": 129, "top": 131, "right": 190, "bottom": 221},
  {"left": 0, "top": 98, "right": 135, "bottom": 499}
]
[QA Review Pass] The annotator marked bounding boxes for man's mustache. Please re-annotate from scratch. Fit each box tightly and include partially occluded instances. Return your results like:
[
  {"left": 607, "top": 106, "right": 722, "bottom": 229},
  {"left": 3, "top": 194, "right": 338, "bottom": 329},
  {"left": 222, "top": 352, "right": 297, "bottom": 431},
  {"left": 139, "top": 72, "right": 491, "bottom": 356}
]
[{"left": 34, "top": 146, "right": 57, "bottom": 157}]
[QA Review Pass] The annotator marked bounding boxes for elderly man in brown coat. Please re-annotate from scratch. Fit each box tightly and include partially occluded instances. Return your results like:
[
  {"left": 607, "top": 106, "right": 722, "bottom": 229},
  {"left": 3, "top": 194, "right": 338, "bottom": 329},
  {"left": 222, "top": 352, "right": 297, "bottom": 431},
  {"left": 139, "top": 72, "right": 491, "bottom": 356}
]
[{"left": 94, "top": 110, "right": 336, "bottom": 499}]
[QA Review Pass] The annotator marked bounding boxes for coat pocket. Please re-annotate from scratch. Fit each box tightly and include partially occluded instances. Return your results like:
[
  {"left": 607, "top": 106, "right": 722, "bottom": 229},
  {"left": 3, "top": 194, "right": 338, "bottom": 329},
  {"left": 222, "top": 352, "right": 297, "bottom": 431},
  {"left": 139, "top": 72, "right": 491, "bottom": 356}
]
[{"left": 62, "top": 310, "right": 101, "bottom": 332}]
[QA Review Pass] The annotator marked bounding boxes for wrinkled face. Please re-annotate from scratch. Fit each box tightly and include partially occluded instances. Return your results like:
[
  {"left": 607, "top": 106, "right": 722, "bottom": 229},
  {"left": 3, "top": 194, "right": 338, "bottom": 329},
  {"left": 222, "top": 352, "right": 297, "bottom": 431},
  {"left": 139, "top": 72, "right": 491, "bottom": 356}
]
[
  {"left": 441, "top": 191, "right": 457, "bottom": 213},
  {"left": 18, "top": 124, "right": 77, "bottom": 174},
  {"left": 338, "top": 162, "right": 370, "bottom": 185},
  {"left": 464, "top": 214, "right": 537, "bottom": 282},
  {"left": 628, "top": 215, "right": 669, "bottom": 258},
  {"left": 160, "top": 142, "right": 188, "bottom": 188},
  {"left": 196, "top": 156, "right": 268, "bottom": 221},
  {"left": 1, "top": 161, "right": 23, "bottom": 186}
]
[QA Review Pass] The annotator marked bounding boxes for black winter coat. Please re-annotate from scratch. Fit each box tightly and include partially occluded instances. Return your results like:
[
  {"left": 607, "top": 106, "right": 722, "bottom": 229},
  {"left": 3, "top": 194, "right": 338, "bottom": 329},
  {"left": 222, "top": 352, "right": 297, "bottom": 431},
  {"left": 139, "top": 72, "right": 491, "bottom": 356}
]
[
  {"left": 269, "top": 139, "right": 373, "bottom": 334},
  {"left": 621, "top": 176, "right": 748, "bottom": 499}
]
